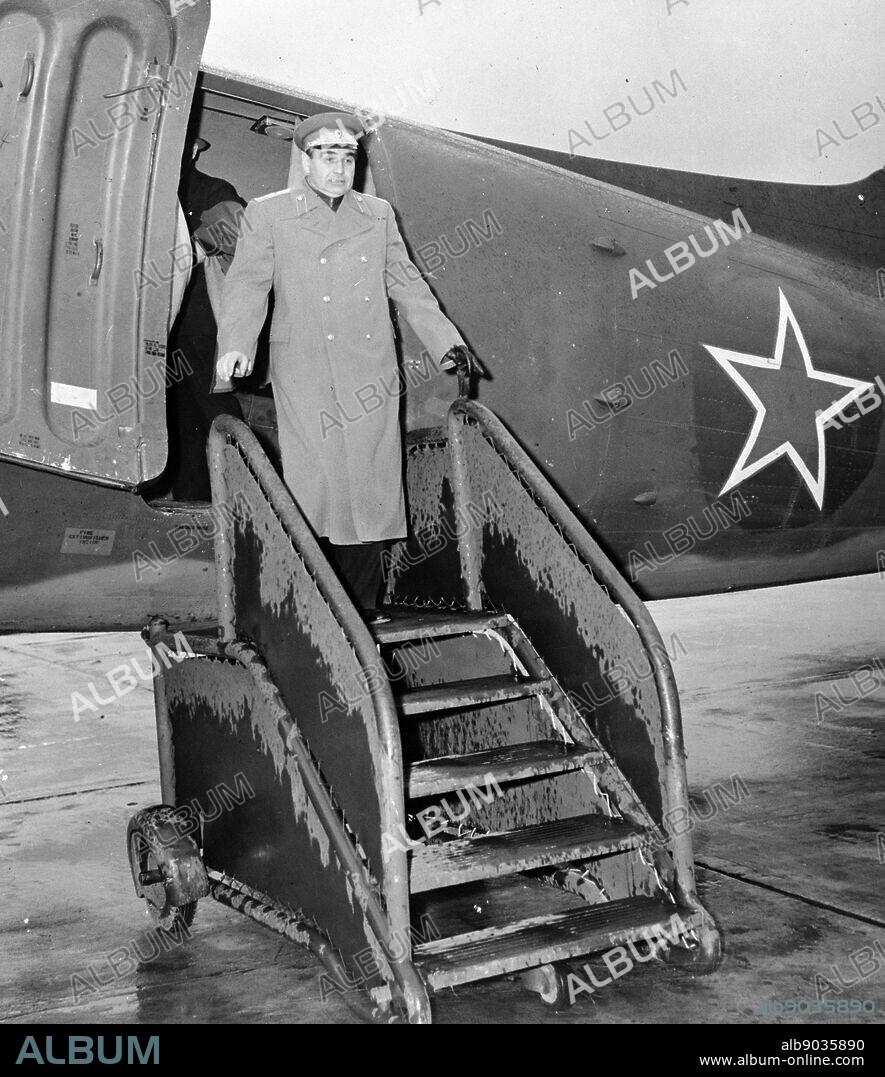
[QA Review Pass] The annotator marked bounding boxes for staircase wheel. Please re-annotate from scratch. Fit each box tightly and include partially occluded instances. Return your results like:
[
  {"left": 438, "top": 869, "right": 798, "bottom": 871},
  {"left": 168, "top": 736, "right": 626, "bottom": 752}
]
[
  {"left": 127, "top": 806, "right": 208, "bottom": 931},
  {"left": 661, "top": 921, "right": 722, "bottom": 974},
  {"left": 521, "top": 963, "right": 571, "bottom": 1009}
]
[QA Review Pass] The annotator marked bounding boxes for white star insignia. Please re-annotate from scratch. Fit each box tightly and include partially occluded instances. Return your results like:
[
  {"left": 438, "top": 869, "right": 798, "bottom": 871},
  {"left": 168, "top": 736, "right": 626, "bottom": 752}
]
[{"left": 702, "top": 288, "right": 873, "bottom": 510}]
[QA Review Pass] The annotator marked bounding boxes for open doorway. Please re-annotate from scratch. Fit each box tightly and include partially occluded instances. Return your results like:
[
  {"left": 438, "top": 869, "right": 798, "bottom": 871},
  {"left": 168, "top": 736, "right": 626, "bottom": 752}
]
[
  {"left": 142, "top": 71, "right": 383, "bottom": 509},
  {"left": 142, "top": 74, "right": 298, "bottom": 505}
]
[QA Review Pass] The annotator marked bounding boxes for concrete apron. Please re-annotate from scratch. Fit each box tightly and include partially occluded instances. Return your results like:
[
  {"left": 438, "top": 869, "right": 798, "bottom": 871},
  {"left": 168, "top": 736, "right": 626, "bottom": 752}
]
[{"left": 0, "top": 573, "right": 883, "bottom": 1024}]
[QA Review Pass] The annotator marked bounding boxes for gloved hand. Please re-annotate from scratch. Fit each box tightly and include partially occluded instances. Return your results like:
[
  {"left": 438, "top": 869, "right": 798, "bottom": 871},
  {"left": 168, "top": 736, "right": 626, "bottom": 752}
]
[{"left": 440, "top": 345, "right": 483, "bottom": 379}]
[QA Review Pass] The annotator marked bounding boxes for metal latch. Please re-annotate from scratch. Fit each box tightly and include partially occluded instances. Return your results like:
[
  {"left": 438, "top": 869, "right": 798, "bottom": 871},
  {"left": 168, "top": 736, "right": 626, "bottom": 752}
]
[{"left": 104, "top": 60, "right": 176, "bottom": 100}]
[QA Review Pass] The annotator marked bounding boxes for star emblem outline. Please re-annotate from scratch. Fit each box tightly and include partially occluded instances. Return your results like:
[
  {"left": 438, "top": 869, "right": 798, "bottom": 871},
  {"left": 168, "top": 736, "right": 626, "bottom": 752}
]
[{"left": 701, "top": 288, "right": 873, "bottom": 510}]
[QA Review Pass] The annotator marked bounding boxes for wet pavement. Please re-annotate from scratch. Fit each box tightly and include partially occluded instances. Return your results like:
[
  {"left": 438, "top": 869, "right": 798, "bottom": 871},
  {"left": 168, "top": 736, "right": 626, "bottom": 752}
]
[{"left": 1, "top": 574, "right": 883, "bottom": 1024}]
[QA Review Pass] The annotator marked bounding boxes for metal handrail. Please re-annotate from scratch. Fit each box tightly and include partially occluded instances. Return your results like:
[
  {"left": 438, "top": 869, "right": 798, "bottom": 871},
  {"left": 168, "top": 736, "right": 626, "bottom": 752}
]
[
  {"left": 447, "top": 398, "right": 701, "bottom": 910},
  {"left": 205, "top": 415, "right": 428, "bottom": 1022}
]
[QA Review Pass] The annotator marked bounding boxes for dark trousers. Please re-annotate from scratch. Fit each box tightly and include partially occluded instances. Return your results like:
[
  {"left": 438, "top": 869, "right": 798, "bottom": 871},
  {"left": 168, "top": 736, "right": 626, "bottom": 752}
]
[
  {"left": 167, "top": 270, "right": 243, "bottom": 501},
  {"left": 319, "top": 539, "right": 386, "bottom": 610}
]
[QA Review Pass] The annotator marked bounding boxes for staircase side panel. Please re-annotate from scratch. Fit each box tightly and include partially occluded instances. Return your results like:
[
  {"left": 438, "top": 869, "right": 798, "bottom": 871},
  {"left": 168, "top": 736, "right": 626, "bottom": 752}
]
[
  {"left": 210, "top": 435, "right": 400, "bottom": 901},
  {"left": 384, "top": 435, "right": 463, "bottom": 604},
  {"left": 456, "top": 421, "right": 671, "bottom": 826},
  {"left": 164, "top": 655, "right": 386, "bottom": 991}
]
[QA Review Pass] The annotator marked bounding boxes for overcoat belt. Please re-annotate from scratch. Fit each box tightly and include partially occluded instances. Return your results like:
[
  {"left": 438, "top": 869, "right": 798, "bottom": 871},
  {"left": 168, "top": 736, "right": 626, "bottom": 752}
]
[{"left": 216, "top": 177, "right": 464, "bottom": 544}]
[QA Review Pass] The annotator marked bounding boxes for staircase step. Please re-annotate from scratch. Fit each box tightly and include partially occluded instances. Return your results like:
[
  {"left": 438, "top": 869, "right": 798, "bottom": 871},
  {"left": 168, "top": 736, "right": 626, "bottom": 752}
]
[
  {"left": 398, "top": 674, "right": 552, "bottom": 716},
  {"left": 371, "top": 608, "right": 511, "bottom": 644},
  {"left": 407, "top": 741, "right": 603, "bottom": 798},
  {"left": 410, "top": 814, "right": 642, "bottom": 893},
  {"left": 413, "top": 894, "right": 699, "bottom": 989}
]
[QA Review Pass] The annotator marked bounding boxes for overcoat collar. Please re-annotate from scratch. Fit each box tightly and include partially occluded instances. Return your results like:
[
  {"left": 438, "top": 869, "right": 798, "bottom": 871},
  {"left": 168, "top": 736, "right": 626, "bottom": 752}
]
[{"left": 284, "top": 176, "right": 374, "bottom": 246}]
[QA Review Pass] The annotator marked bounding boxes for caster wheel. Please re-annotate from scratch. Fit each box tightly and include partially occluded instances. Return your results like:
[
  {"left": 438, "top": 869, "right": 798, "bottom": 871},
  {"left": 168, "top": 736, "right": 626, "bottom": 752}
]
[
  {"left": 521, "top": 963, "right": 571, "bottom": 1009},
  {"left": 127, "top": 805, "right": 209, "bottom": 930},
  {"left": 661, "top": 923, "right": 722, "bottom": 974},
  {"left": 154, "top": 900, "right": 197, "bottom": 932}
]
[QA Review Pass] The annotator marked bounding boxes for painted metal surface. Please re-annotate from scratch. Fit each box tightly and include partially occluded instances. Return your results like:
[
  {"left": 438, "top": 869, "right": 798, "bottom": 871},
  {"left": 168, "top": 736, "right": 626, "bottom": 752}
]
[
  {"left": 0, "top": 0, "right": 208, "bottom": 484},
  {"left": 443, "top": 400, "right": 720, "bottom": 951},
  {"left": 390, "top": 419, "right": 674, "bottom": 824},
  {"left": 446, "top": 400, "right": 691, "bottom": 831},
  {"left": 137, "top": 404, "right": 719, "bottom": 1017},
  {"left": 189, "top": 416, "right": 434, "bottom": 1017},
  {"left": 162, "top": 654, "right": 387, "bottom": 999},
  {"left": 151, "top": 625, "right": 429, "bottom": 1022},
  {"left": 3, "top": 377, "right": 726, "bottom": 1017},
  {"left": 206, "top": 419, "right": 407, "bottom": 895},
  {"left": 0, "top": 49, "right": 882, "bottom": 637},
  {"left": 366, "top": 120, "right": 885, "bottom": 597},
  {"left": 383, "top": 402, "right": 715, "bottom": 937},
  {"left": 383, "top": 433, "right": 461, "bottom": 605},
  {"left": 388, "top": 428, "right": 661, "bottom": 845},
  {"left": 382, "top": 402, "right": 709, "bottom": 921},
  {"left": 499, "top": 144, "right": 885, "bottom": 304},
  {"left": 448, "top": 407, "right": 671, "bottom": 823},
  {"left": 0, "top": 459, "right": 218, "bottom": 632}
]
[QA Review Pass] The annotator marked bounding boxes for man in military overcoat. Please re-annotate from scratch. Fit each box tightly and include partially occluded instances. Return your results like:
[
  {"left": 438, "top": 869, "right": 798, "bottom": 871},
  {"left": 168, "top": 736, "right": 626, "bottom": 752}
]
[{"left": 216, "top": 112, "right": 476, "bottom": 611}]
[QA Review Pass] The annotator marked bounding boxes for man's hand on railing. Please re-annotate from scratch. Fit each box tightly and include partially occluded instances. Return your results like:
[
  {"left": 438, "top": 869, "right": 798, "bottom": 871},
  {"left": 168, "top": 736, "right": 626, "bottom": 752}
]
[
  {"left": 441, "top": 345, "right": 483, "bottom": 379},
  {"left": 216, "top": 351, "right": 253, "bottom": 381},
  {"left": 441, "top": 345, "right": 485, "bottom": 397}
]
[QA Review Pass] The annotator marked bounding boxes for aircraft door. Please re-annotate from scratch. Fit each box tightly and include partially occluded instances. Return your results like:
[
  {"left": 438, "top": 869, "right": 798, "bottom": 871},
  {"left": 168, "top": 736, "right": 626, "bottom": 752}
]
[{"left": 0, "top": 0, "right": 209, "bottom": 486}]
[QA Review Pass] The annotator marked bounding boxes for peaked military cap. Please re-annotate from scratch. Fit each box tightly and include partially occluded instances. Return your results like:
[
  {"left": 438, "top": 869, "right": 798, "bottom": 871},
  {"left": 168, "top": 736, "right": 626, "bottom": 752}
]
[{"left": 294, "top": 111, "right": 366, "bottom": 152}]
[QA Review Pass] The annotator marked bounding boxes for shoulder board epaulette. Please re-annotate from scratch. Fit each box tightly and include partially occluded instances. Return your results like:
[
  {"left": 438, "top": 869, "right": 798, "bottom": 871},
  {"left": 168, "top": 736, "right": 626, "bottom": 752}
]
[
  {"left": 253, "top": 186, "right": 298, "bottom": 204},
  {"left": 351, "top": 191, "right": 389, "bottom": 217}
]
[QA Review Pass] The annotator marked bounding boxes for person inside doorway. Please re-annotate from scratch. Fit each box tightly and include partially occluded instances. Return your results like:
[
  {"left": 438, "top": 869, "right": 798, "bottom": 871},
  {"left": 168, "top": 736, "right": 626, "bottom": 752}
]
[{"left": 167, "top": 136, "right": 247, "bottom": 501}]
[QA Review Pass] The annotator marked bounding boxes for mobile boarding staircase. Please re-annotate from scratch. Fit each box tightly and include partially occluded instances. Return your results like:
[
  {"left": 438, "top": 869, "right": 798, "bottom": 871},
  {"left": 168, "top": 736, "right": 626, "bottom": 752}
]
[{"left": 130, "top": 401, "right": 720, "bottom": 1023}]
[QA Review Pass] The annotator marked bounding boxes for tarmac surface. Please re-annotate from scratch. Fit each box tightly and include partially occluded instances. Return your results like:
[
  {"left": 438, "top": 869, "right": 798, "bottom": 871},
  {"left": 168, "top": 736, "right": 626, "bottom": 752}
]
[{"left": 1, "top": 573, "right": 883, "bottom": 1025}]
